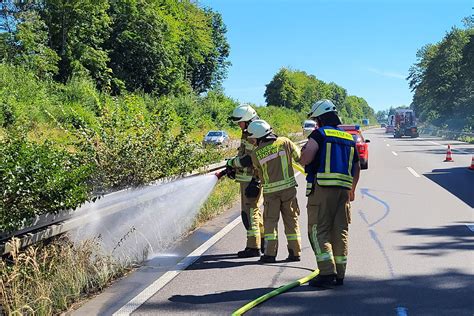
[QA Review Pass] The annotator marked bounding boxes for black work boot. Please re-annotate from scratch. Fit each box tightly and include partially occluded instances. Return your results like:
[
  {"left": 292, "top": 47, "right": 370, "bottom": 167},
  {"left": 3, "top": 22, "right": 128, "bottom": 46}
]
[
  {"left": 335, "top": 278, "right": 344, "bottom": 286},
  {"left": 260, "top": 238, "right": 265, "bottom": 254},
  {"left": 308, "top": 274, "right": 336, "bottom": 288},
  {"left": 237, "top": 247, "right": 261, "bottom": 258},
  {"left": 259, "top": 255, "right": 276, "bottom": 263},
  {"left": 285, "top": 249, "right": 301, "bottom": 262}
]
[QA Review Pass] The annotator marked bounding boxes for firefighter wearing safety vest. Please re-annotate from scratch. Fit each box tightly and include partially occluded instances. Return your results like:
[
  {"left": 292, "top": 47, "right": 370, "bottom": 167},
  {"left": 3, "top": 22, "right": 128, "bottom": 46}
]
[
  {"left": 245, "top": 119, "right": 302, "bottom": 263},
  {"left": 226, "top": 105, "right": 264, "bottom": 258},
  {"left": 300, "top": 99, "right": 360, "bottom": 287}
]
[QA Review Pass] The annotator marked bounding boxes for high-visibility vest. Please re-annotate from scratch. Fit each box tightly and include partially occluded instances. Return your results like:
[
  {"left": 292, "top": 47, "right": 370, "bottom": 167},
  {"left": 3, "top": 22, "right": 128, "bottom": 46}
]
[
  {"left": 254, "top": 137, "right": 301, "bottom": 194},
  {"left": 312, "top": 127, "right": 356, "bottom": 190},
  {"left": 232, "top": 133, "right": 254, "bottom": 183}
]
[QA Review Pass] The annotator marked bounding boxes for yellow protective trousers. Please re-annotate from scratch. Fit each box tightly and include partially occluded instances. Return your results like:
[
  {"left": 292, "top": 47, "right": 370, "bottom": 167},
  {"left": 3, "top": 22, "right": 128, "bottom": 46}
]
[
  {"left": 240, "top": 182, "right": 264, "bottom": 249},
  {"left": 262, "top": 187, "right": 301, "bottom": 257},
  {"left": 307, "top": 183, "right": 351, "bottom": 278}
]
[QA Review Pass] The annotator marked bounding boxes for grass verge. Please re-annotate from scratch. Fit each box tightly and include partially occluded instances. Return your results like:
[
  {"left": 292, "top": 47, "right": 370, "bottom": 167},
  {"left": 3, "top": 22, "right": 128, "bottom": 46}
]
[
  {"left": 0, "top": 236, "right": 131, "bottom": 315},
  {"left": 0, "top": 177, "right": 240, "bottom": 316}
]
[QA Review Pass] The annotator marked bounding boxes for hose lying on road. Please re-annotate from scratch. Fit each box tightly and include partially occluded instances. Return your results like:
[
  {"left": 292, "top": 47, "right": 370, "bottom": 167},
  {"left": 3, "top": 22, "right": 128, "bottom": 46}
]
[{"left": 231, "top": 269, "right": 319, "bottom": 316}]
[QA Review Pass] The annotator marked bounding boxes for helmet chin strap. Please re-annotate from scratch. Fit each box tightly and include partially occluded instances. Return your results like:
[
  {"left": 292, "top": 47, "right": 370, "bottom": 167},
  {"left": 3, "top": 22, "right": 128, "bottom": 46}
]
[{"left": 257, "top": 132, "right": 277, "bottom": 145}]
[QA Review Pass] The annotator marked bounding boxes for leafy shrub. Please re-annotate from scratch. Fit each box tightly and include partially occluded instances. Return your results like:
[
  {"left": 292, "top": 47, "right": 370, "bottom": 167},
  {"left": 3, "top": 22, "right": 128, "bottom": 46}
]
[
  {"left": 74, "top": 101, "right": 217, "bottom": 192},
  {"left": 0, "top": 63, "right": 304, "bottom": 231},
  {"left": 0, "top": 132, "right": 94, "bottom": 232},
  {"left": 0, "top": 64, "right": 54, "bottom": 126},
  {"left": 257, "top": 105, "right": 305, "bottom": 136},
  {"left": 59, "top": 76, "right": 103, "bottom": 115}
]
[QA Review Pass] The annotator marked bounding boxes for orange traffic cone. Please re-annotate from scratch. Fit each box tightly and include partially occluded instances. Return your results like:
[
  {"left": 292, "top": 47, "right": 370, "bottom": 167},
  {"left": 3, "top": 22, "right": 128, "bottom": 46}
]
[
  {"left": 444, "top": 145, "right": 454, "bottom": 162},
  {"left": 468, "top": 156, "right": 474, "bottom": 170}
]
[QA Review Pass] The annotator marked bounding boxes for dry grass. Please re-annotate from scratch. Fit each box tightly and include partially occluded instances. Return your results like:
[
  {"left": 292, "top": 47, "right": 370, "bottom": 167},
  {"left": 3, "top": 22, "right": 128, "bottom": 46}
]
[
  {"left": 0, "top": 179, "right": 239, "bottom": 316},
  {"left": 0, "top": 236, "right": 130, "bottom": 316}
]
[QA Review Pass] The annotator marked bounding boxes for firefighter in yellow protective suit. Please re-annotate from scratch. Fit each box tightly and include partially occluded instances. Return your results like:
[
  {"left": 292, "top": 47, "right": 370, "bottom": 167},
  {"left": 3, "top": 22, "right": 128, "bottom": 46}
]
[
  {"left": 244, "top": 119, "right": 302, "bottom": 263},
  {"left": 226, "top": 105, "right": 264, "bottom": 258},
  {"left": 300, "top": 99, "right": 361, "bottom": 287}
]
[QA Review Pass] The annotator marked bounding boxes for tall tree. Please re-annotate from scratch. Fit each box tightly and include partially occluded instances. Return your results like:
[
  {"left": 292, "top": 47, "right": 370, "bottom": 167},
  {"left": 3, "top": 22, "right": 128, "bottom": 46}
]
[
  {"left": 264, "top": 67, "right": 376, "bottom": 123},
  {"left": 264, "top": 68, "right": 325, "bottom": 111},
  {"left": 0, "top": 5, "right": 59, "bottom": 79},
  {"left": 12, "top": 11, "right": 60, "bottom": 78},
  {"left": 39, "top": 0, "right": 113, "bottom": 89},
  {"left": 408, "top": 22, "right": 473, "bottom": 128},
  {"left": 177, "top": 3, "right": 230, "bottom": 93},
  {"left": 107, "top": 0, "right": 184, "bottom": 94}
]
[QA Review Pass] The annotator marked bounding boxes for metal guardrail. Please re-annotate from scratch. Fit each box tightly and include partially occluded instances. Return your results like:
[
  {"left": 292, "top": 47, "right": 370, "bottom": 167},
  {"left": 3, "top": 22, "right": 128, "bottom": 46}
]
[
  {"left": 419, "top": 126, "right": 474, "bottom": 141},
  {"left": 1, "top": 139, "right": 308, "bottom": 255}
]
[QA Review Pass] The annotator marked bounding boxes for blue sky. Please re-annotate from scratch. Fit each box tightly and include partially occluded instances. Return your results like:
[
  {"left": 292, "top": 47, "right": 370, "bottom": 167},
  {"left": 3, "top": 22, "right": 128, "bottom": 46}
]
[{"left": 199, "top": 0, "right": 472, "bottom": 112}]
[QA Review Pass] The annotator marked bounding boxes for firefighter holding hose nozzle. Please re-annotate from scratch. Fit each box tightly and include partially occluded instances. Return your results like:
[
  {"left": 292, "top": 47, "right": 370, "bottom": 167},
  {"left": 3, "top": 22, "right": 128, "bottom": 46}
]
[
  {"left": 246, "top": 119, "right": 302, "bottom": 264},
  {"left": 216, "top": 105, "right": 264, "bottom": 258}
]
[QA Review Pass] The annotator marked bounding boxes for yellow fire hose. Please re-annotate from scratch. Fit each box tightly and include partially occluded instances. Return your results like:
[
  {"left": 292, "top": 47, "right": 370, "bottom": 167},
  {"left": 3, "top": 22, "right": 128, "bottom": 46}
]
[
  {"left": 292, "top": 162, "right": 306, "bottom": 175},
  {"left": 231, "top": 269, "right": 319, "bottom": 315},
  {"left": 231, "top": 163, "right": 313, "bottom": 315}
]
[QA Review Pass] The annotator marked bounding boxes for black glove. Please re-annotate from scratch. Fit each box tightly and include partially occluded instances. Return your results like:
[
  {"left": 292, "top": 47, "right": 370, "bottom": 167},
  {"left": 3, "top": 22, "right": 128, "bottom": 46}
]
[
  {"left": 245, "top": 178, "right": 261, "bottom": 198},
  {"left": 239, "top": 155, "right": 252, "bottom": 168},
  {"left": 225, "top": 165, "right": 236, "bottom": 179}
]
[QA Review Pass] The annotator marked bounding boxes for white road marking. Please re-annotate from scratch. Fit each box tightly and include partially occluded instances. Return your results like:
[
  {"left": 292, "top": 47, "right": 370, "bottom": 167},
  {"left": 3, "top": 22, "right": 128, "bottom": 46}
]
[
  {"left": 406, "top": 167, "right": 421, "bottom": 178},
  {"left": 114, "top": 172, "right": 303, "bottom": 315},
  {"left": 391, "top": 151, "right": 398, "bottom": 156},
  {"left": 428, "top": 141, "right": 442, "bottom": 146},
  {"left": 112, "top": 216, "right": 241, "bottom": 315},
  {"left": 455, "top": 149, "right": 471, "bottom": 154},
  {"left": 425, "top": 140, "right": 471, "bottom": 154}
]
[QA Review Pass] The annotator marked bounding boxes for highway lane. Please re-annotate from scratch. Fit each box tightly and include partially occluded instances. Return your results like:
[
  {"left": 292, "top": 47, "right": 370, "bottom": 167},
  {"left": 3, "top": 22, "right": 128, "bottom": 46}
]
[{"left": 74, "top": 128, "right": 474, "bottom": 315}]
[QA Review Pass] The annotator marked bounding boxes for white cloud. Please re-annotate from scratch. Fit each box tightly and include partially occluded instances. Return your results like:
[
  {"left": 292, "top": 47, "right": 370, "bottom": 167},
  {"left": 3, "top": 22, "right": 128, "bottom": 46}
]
[{"left": 368, "top": 68, "right": 406, "bottom": 80}]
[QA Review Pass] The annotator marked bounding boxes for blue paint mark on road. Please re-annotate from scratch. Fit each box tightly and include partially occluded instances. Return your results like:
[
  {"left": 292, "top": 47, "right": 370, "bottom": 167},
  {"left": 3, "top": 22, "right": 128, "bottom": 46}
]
[
  {"left": 369, "top": 228, "right": 395, "bottom": 277},
  {"left": 396, "top": 306, "right": 408, "bottom": 316},
  {"left": 358, "top": 210, "right": 369, "bottom": 225},
  {"left": 360, "top": 188, "right": 391, "bottom": 227},
  {"left": 359, "top": 188, "right": 395, "bottom": 277}
]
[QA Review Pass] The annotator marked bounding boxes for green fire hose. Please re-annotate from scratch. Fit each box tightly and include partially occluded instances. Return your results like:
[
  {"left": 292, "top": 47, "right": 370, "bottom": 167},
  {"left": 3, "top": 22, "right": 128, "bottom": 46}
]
[{"left": 231, "top": 269, "right": 319, "bottom": 316}]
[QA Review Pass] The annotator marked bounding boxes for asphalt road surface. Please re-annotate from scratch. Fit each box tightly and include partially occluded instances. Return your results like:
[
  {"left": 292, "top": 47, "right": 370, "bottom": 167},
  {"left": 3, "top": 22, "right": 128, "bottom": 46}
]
[{"left": 74, "top": 128, "right": 474, "bottom": 316}]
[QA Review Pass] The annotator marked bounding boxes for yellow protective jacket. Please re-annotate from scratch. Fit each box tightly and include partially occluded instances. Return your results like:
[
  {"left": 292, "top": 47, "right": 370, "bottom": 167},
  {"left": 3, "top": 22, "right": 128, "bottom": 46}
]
[
  {"left": 228, "top": 131, "right": 255, "bottom": 183},
  {"left": 251, "top": 137, "right": 301, "bottom": 194}
]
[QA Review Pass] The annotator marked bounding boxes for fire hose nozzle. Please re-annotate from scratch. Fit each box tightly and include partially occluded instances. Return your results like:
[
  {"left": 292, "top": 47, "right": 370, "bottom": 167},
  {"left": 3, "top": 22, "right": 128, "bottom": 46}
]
[{"left": 215, "top": 168, "right": 228, "bottom": 180}]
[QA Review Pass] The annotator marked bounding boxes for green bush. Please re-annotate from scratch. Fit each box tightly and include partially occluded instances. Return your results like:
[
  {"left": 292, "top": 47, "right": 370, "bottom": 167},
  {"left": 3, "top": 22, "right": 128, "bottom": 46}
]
[
  {"left": 80, "top": 112, "right": 213, "bottom": 192},
  {"left": 0, "top": 132, "right": 94, "bottom": 232},
  {"left": 0, "top": 64, "right": 54, "bottom": 126},
  {"left": 257, "top": 105, "right": 305, "bottom": 136},
  {"left": 0, "top": 63, "right": 306, "bottom": 231}
]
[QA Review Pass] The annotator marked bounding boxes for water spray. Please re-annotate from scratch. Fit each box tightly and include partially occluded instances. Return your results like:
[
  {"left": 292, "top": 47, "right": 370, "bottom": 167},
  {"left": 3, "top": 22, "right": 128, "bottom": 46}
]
[{"left": 72, "top": 174, "right": 218, "bottom": 263}]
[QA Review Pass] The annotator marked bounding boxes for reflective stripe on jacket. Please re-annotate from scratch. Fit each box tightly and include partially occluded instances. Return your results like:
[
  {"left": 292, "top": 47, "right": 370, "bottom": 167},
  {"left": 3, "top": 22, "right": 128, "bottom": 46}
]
[
  {"left": 252, "top": 137, "right": 301, "bottom": 194},
  {"left": 315, "top": 127, "right": 356, "bottom": 189},
  {"left": 232, "top": 133, "right": 255, "bottom": 183}
]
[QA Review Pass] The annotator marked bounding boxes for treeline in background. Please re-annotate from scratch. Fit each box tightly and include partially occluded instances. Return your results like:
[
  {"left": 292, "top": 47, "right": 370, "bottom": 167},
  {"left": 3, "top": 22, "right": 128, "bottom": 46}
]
[
  {"left": 408, "top": 17, "right": 473, "bottom": 131},
  {"left": 265, "top": 68, "right": 377, "bottom": 124},
  {"left": 0, "top": 0, "right": 230, "bottom": 94}
]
